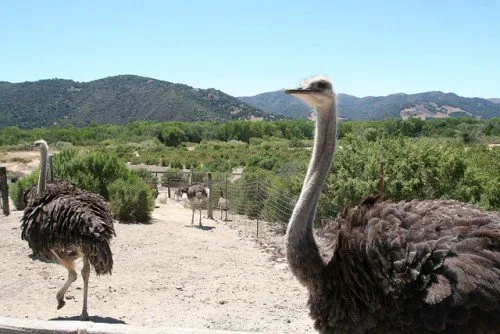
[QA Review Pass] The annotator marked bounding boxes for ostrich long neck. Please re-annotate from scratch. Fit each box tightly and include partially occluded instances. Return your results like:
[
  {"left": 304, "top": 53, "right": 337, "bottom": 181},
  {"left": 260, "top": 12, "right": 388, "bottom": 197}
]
[
  {"left": 286, "top": 97, "right": 337, "bottom": 287},
  {"left": 37, "top": 143, "right": 48, "bottom": 196}
]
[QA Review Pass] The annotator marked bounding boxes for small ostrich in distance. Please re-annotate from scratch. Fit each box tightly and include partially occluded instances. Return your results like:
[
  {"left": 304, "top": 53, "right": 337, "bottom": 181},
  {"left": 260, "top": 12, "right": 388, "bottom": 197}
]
[
  {"left": 180, "top": 183, "right": 209, "bottom": 226},
  {"left": 21, "top": 140, "right": 115, "bottom": 320},
  {"left": 218, "top": 189, "right": 229, "bottom": 220},
  {"left": 285, "top": 76, "right": 500, "bottom": 333},
  {"left": 174, "top": 188, "right": 182, "bottom": 201}
]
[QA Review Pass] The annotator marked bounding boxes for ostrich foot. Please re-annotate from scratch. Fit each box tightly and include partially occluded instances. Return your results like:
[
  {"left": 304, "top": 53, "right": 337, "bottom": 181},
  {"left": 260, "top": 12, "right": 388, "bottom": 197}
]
[
  {"left": 80, "top": 310, "right": 89, "bottom": 321},
  {"left": 57, "top": 299, "right": 66, "bottom": 309}
]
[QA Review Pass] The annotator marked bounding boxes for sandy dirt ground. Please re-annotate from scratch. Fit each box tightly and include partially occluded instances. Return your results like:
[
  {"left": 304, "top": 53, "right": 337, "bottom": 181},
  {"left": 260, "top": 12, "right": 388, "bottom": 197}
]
[{"left": 0, "top": 195, "right": 315, "bottom": 333}]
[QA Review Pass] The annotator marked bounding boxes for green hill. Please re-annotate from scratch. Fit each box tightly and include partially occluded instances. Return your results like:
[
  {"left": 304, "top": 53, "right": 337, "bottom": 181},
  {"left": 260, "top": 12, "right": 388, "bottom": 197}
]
[{"left": 0, "top": 75, "right": 277, "bottom": 129}]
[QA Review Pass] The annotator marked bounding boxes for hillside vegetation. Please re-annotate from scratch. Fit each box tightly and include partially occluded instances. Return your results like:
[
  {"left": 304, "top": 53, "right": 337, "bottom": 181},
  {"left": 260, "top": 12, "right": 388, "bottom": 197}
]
[
  {"left": 0, "top": 75, "right": 277, "bottom": 129},
  {"left": 2, "top": 118, "right": 500, "bottom": 228}
]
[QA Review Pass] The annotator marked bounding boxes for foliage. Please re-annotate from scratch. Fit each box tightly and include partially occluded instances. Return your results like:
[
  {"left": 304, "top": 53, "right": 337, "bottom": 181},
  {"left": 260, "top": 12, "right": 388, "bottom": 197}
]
[
  {"left": 319, "top": 135, "right": 499, "bottom": 222},
  {"left": 53, "top": 150, "right": 131, "bottom": 200},
  {"left": 160, "top": 168, "right": 185, "bottom": 187},
  {"left": 108, "top": 177, "right": 155, "bottom": 223},
  {"left": 3, "top": 118, "right": 500, "bottom": 226},
  {"left": 8, "top": 171, "right": 39, "bottom": 210},
  {"left": 13, "top": 148, "right": 156, "bottom": 222}
]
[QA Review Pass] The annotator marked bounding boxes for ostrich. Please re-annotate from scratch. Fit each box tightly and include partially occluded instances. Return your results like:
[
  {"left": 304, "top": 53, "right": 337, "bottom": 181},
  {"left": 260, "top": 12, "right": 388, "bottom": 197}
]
[
  {"left": 285, "top": 76, "right": 500, "bottom": 333},
  {"left": 174, "top": 187, "right": 184, "bottom": 202},
  {"left": 181, "top": 183, "right": 209, "bottom": 226},
  {"left": 21, "top": 140, "right": 115, "bottom": 320},
  {"left": 218, "top": 189, "right": 229, "bottom": 220}
]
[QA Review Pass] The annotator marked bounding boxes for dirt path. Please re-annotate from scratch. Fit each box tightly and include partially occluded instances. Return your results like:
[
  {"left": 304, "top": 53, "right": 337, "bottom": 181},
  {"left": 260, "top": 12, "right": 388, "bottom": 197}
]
[{"left": 0, "top": 197, "right": 314, "bottom": 333}]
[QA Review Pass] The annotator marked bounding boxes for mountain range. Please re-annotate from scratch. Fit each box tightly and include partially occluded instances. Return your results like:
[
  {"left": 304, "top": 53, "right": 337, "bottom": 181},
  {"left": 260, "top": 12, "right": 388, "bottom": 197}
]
[
  {"left": 0, "top": 75, "right": 276, "bottom": 129},
  {"left": 238, "top": 91, "right": 500, "bottom": 120},
  {"left": 0, "top": 74, "right": 498, "bottom": 129}
]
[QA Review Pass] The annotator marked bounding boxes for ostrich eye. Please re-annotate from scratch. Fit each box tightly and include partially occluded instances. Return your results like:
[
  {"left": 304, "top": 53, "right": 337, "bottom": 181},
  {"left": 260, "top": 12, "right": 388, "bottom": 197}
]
[{"left": 316, "top": 81, "right": 327, "bottom": 89}]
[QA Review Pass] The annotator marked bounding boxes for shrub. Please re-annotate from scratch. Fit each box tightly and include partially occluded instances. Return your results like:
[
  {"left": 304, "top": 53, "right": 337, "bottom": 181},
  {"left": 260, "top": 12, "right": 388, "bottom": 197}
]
[
  {"left": 54, "top": 150, "right": 130, "bottom": 200},
  {"left": 9, "top": 171, "right": 39, "bottom": 210},
  {"left": 51, "top": 149, "right": 156, "bottom": 222},
  {"left": 109, "top": 177, "right": 155, "bottom": 223},
  {"left": 161, "top": 168, "right": 185, "bottom": 187}
]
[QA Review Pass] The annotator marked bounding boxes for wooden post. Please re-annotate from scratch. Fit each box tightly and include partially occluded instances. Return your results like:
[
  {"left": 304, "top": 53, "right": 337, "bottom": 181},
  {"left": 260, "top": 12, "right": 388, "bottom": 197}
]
[
  {"left": 224, "top": 177, "right": 229, "bottom": 221},
  {"left": 0, "top": 167, "right": 10, "bottom": 216},
  {"left": 255, "top": 176, "right": 259, "bottom": 238},
  {"left": 206, "top": 172, "right": 213, "bottom": 219}
]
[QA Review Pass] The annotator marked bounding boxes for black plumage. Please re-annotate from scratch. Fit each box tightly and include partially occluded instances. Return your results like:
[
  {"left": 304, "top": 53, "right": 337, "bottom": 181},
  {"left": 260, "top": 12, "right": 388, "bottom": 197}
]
[
  {"left": 20, "top": 140, "right": 115, "bottom": 320},
  {"left": 22, "top": 181, "right": 115, "bottom": 275},
  {"left": 315, "top": 197, "right": 500, "bottom": 333},
  {"left": 285, "top": 77, "right": 500, "bottom": 333}
]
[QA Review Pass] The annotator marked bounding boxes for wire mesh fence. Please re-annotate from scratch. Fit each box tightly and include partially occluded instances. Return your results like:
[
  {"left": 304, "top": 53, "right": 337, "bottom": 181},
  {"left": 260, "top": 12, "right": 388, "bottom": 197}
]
[{"left": 161, "top": 170, "right": 297, "bottom": 241}]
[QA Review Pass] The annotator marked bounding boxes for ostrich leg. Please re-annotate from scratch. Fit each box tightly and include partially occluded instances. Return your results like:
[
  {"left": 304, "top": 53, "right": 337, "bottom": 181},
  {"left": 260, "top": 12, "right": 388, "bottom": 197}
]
[
  {"left": 199, "top": 208, "right": 202, "bottom": 227},
  {"left": 51, "top": 250, "right": 77, "bottom": 310},
  {"left": 80, "top": 257, "right": 90, "bottom": 320},
  {"left": 191, "top": 208, "right": 195, "bottom": 225}
]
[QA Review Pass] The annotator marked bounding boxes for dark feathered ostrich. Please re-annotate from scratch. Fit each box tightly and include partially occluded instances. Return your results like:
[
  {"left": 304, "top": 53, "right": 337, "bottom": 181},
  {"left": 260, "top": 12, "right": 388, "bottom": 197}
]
[
  {"left": 285, "top": 76, "right": 500, "bottom": 333},
  {"left": 21, "top": 140, "right": 115, "bottom": 320},
  {"left": 180, "top": 183, "right": 209, "bottom": 226}
]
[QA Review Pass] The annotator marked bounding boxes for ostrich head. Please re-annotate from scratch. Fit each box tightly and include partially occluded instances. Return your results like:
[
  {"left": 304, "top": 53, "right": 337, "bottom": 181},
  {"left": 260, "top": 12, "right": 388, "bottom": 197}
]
[
  {"left": 285, "top": 75, "right": 334, "bottom": 111},
  {"left": 33, "top": 139, "right": 48, "bottom": 150}
]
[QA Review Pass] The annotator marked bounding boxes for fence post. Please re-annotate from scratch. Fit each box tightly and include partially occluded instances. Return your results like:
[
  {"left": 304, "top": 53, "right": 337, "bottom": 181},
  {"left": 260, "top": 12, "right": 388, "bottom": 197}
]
[
  {"left": 189, "top": 166, "right": 193, "bottom": 185},
  {"left": 206, "top": 172, "right": 213, "bottom": 219},
  {"left": 255, "top": 177, "right": 259, "bottom": 238},
  {"left": 167, "top": 179, "right": 171, "bottom": 199},
  {"left": 0, "top": 167, "right": 10, "bottom": 216},
  {"left": 224, "top": 176, "right": 229, "bottom": 221}
]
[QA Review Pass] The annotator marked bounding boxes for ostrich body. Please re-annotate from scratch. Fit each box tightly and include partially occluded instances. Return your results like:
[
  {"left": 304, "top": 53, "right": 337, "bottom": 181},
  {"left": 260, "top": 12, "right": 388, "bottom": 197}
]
[
  {"left": 181, "top": 184, "right": 209, "bottom": 226},
  {"left": 218, "top": 189, "right": 229, "bottom": 220},
  {"left": 21, "top": 140, "right": 115, "bottom": 320},
  {"left": 285, "top": 76, "right": 500, "bottom": 333}
]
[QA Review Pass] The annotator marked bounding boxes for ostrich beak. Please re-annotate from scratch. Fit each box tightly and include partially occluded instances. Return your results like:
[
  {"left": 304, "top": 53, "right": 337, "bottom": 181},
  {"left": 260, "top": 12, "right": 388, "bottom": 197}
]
[{"left": 284, "top": 87, "right": 314, "bottom": 95}]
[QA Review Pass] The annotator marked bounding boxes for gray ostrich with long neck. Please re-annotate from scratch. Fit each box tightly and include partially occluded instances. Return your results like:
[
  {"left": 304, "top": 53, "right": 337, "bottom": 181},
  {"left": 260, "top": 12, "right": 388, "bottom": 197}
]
[
  {"left": 21, "top": 140, "right": 115, "bottom": 320},
  {"left": 285, "top": 76, "right": 500, "bottom": 333}
]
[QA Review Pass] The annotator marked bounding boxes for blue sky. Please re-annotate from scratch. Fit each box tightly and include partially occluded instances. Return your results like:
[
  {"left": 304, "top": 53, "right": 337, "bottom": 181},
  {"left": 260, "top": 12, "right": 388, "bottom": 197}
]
[{"left": 1, "top": 1, "right": 499, "bottom": 98}]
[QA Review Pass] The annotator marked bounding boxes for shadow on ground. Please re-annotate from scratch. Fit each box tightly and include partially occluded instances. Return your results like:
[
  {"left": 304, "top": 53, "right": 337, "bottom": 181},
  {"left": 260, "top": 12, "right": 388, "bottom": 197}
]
[
  {"left": 184, "top": 225, "right": 216, "bottom": 231},
  {"left": 50, "top": 315, "right": 126, "bottom": 324}
]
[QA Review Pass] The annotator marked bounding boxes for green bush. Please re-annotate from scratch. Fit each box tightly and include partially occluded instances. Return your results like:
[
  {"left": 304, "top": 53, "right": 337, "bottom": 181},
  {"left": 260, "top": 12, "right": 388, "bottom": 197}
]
[
  {"left": 54, "top": 150, "right": 130, "bottom": 200},
  {"left": 109, "top": 176, "right": 155, "bottom": 223},
  {"left": 36, "top": 148, "right": 155, "bottom": 222},
  {"left": 9, "top": 171, "right": 39, "bottom": 210}
]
